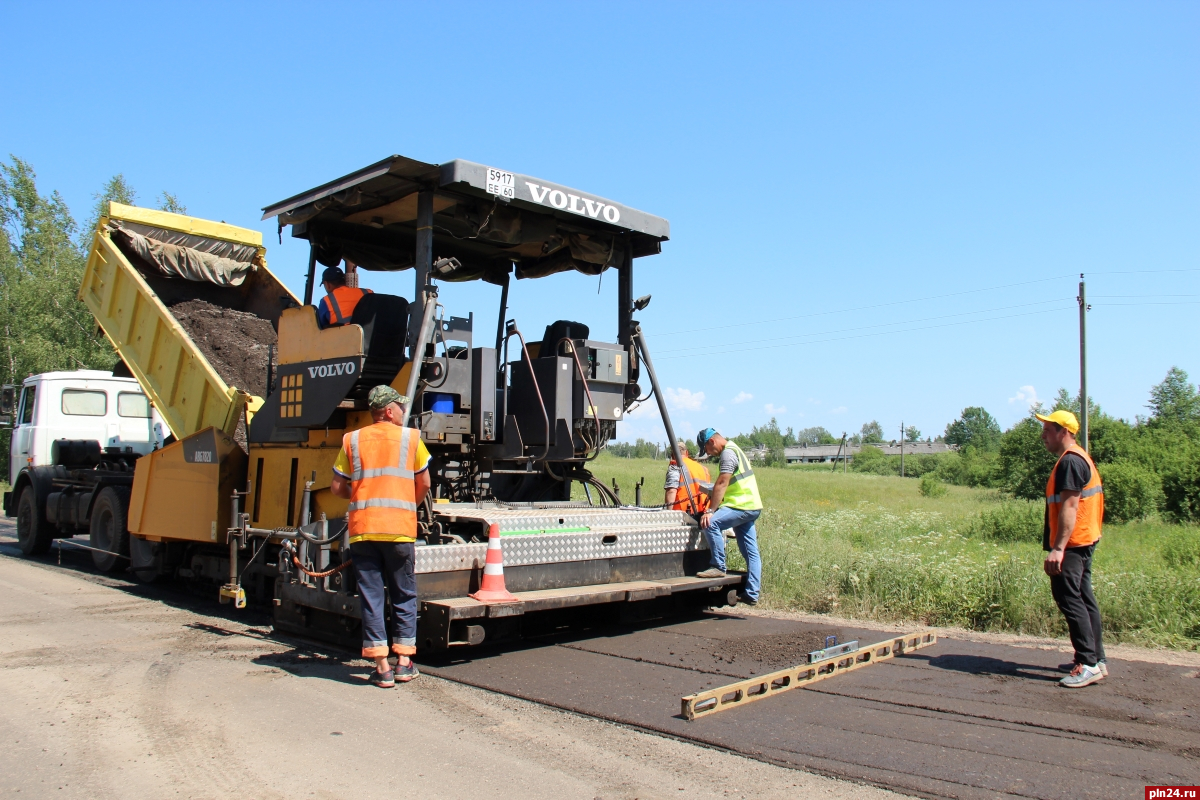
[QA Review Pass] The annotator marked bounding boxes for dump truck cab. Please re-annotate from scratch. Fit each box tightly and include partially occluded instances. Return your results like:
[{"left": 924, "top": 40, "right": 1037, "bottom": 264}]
[{"left": 4, "top": 371, "right": 165, "bottom": 487}]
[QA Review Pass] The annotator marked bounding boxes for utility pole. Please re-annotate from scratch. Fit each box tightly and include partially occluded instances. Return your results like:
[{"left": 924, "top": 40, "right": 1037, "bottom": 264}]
[
  {"left": 844, "top": 432, "right": 848, "bottom": 474},
  {"left": 1078, "top": 274, "right": 1090, "bottom": 451},
  {"left": 900, "top": 421, "right": 905, "bottom": 477}
]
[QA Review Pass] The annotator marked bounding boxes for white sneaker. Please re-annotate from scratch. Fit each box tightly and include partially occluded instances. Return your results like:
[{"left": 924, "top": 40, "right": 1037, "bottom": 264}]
[{"left": 1060, "top": 663, "right": 1104, "bottom": 688}]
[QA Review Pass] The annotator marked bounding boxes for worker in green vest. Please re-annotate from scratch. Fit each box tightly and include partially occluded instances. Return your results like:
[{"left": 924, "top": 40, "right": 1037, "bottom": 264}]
[{"left": 693, "top": 428, "right": 763, "bottom": 605}]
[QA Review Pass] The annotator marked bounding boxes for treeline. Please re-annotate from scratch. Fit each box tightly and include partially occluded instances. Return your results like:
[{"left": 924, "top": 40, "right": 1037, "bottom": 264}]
[
  {"left": 851, "top": 372, "right": 1200, "bottom": 524},
  {"left": 1, "top": 157, "right": 183, "bottom": 476},
  {"left": 608, "top": 421, "right": 842, "bottom": 466}
]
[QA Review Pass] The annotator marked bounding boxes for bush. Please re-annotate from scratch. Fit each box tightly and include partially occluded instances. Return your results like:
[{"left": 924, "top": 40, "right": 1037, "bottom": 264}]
[
  {"left": 851, "top": 445, "right": 898, "bottom": 476},
  {"left": 919, "top": 473, "right": 947, "bottom": 498},
  {"left": 969, "top": 500, "right": 1043, "bottom": 543},
  {"left": 1161, "top": 449, "right": 1200, "bottom": 524},
  {"left": 1100, "top": 460, "right": 1162, "bottom": 523},
  {"left": 1162, "top": 528, "right": 1200, "bottom": 567},
  {"left": 998, "top": 418, "right": 1059, "bottom": 501},
  {"left": 934, "top": 447, "right": 999, "bottom": 488}
]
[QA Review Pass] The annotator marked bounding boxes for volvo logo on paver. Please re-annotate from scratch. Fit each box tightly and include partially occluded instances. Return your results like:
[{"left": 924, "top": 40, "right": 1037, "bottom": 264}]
[
  {"left": 525, "top": 182, "right": 621, "bottom": 223},
  {"left": 307, "top": 362, "right": 357, "bottom": 379}
]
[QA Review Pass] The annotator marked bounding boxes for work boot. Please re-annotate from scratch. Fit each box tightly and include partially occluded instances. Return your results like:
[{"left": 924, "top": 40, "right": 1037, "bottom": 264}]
[
  {"left": 1059, "top": 661, "right": 1107, "bottom": 677},
  {"left": 1060, "top": 663, "right": 1104, "bottom": 688},
  {"left": 737, "top": 593, "right": 758, "bottom": 606},
  {"left": 696, "top": 568, "right": 726, "bottom": 579}
]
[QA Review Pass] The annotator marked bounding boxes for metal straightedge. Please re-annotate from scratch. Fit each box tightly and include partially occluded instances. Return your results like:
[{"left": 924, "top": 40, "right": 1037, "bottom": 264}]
[{"left": 681, "top": 631, "right": 938, "bottom": 721}]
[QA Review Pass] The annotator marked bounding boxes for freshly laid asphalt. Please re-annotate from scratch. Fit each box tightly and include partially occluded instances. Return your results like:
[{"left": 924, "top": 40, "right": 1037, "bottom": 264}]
[{"left": 420, "top": 613, "right": 1200, "bottom": 799}]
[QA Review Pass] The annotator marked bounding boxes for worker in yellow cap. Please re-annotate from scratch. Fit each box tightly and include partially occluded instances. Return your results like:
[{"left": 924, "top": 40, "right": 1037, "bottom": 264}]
[{"left": 1036, "top": 409, "right": 1106, "bottom": 688}]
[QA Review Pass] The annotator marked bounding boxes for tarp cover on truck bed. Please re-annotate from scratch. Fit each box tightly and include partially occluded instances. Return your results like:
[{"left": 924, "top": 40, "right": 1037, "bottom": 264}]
[{"left": 108, "top": 221, "right": 255, "bottom": 286}]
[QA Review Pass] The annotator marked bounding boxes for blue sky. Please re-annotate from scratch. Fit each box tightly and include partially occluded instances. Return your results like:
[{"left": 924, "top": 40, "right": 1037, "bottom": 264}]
[{"left": 2, "top": 2, "right": 1196, "bottom": 443}]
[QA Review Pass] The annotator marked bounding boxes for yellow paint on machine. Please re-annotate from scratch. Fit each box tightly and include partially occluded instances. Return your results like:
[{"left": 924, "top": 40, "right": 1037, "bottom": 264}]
[
  {"left": 128, "top": 427, "right": 247, "bottom": 542},
  {"left": 78, "top": 202, "right": 297, "bottom": 440},
  {"left": 247, "top": 437, "right": 348, "bottom": 530}
]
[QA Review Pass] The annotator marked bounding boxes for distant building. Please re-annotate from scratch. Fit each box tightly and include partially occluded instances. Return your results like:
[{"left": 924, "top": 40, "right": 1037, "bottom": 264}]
[{"left": 784, "top": 441, "right": 957, "bottom": 464}]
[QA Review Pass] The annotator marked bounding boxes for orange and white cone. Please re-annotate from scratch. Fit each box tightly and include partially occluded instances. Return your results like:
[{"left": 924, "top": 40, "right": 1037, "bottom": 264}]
[{"left": 470, "top": 523, "right": 518, "bottom": 603}]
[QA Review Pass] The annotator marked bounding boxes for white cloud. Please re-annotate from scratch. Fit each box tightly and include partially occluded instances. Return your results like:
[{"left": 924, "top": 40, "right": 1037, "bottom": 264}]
[
  {"left": 732, "top": 391, "right": 753, "bottom": 404},
  {"left": 764, "top": 403, "right": 787, "bottom": 415},
  {"left": 663, "top": 387, "right": 705, "bottom": 412},
  {"left": 717, "top": 406, "right": 725, "bottom": 414},
  {"left": 830, "top": 406, "right": 848, "bottom": 415},
  {"left": 1009, "top": 385, "right": 1039, "bottom": 409}
]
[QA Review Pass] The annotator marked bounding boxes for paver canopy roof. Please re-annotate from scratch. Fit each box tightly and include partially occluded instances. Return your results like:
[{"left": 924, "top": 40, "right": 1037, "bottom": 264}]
[{"left": 262, "top": 155, "right": 669, "bottom": 284}]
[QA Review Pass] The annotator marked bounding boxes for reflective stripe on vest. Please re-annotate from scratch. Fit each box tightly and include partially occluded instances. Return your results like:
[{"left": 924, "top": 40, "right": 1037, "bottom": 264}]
[
  {"left": 671, "top": 458, "right": 713, "bottom": 513},
  {"left": 1046, "top": 445, "right": 1103, "bottom": 548},
  {"left": 322, "top": 286, "right": 370, "bottom": 325},
  {"left": 345, "top": 423, "right": 420, "bottom": 541},
  {"left": 721, "top": 441, "right": 763, "bottom": 511}
]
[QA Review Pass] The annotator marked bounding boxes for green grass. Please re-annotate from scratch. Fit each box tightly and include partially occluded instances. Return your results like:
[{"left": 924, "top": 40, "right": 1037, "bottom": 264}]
[{"left": 580, "top": 454, "right": 1200, "bottom": 651}]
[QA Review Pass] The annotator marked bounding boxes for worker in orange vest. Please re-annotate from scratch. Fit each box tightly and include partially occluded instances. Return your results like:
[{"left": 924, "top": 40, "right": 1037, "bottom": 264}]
[
  {"left": 317, "top": 263, "right": 373, "bottom": 328},
  {"left": 1037, "top": 409, "right": 1106, "bottom": 688},
  {"left": 330, "top": 385, "right": 431, "bottom": 687},
  {"left": 663, "top": 442, "right": 712, "bottom": 514}
]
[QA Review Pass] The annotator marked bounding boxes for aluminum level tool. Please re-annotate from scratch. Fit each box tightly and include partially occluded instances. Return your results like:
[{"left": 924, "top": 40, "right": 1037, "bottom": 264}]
[{"left": 681, "top": 630, "right": 938, "bottom": 721}]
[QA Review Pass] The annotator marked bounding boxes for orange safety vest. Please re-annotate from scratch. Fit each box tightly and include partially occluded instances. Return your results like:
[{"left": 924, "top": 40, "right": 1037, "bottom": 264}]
[
  {"left": 321, "top": 285, "right": 372, "bottom": 325},
  {"left": 1046, "top": 445, "right": 1104, "bottom": 549},
  {"left": 670, "top": 457, "right": 712, "bottom": 514},
  {"left": 344, "top": 423, "right": 421, "bottom": 543}
]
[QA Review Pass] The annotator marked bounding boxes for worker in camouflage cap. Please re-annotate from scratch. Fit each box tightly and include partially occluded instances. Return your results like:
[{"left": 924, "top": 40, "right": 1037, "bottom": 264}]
[
  {"left": 330, "top": 383, "right": 429, "bottom": 687},
  {"left": 367, "top": 385, "right": 409, "bottom": 410}
]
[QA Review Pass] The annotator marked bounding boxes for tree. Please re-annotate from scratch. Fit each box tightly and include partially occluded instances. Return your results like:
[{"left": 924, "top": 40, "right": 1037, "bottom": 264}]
[
  {"left": 944, "top": 407, "right": 1001, "bottom": 451},
  {"left": 82, "top": 174, "right": 137, "bottom": 246},
  {"left": 860, "top": 420, "right": 884, "bottom": 444},
  {"left": 904, "top": 425, "right": 921, "bottom": 442},
  {"left": 997, "top": 416, "right": 1059, "bottom": 500},
  {"left": 795, "top": 426, "right": 837, "bottom": 445},
  {"left": 1147, "top": 367, "right": 1199, "bottom": 427},
  {"left": 157, "top": 192, "right": 187, "bottom": 215}
]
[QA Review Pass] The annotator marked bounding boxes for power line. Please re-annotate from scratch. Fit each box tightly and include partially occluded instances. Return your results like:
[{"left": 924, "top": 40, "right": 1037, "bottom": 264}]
[
  {"left": 653, "top": 267, "right": 1200, "bottom": 339},
  {"left": 652, "top": 273, "right": 1076, "bottom": 337},
  {"left": 656, "top": 298, "right": 1074, "bottom": 357},
  {"left": 656, "top": 305, "right": 1072, "bottom": 361}
]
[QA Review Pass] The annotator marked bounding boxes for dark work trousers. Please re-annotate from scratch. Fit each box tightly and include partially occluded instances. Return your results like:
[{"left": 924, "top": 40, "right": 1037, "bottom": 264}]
[
  {"left": 1049, "top": 543, "right": 1105, "bottom": 666},
  {"left": 350, "top": 541, "right": 417, "bottom": 657}
]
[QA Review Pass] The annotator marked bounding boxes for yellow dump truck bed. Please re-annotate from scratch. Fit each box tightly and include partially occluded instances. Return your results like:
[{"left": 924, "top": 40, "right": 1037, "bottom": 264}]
[{"left": 80, "top": 203, "right": 298, "bottom": 440}]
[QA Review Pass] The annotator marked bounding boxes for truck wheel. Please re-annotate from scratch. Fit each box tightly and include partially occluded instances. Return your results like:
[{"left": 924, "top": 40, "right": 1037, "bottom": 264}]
[
  {"left": 90, "top": 486, "right": 131, "bottom": 573},
  {"left": 16, "top": 488, "right": 54, "bottom": 556},
  {"left": 128, "top": 534, "right": 161, "bottom": 583}
]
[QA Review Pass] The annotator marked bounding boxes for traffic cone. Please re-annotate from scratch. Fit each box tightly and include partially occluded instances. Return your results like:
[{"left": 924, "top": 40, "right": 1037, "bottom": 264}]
[{"left": 470, "top": 523, "right": 519, "bottom": 603}]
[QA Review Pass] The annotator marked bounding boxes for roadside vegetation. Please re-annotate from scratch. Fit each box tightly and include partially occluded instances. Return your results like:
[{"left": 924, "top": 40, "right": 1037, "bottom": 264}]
[{"left": 583, "top": 453, "right": 1200, "bottom": 651}]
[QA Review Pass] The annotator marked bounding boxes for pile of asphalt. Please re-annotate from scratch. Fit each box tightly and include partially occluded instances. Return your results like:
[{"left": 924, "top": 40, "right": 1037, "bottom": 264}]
[{"left": 169, "top": 299, "right": 276, "bottom": 399}]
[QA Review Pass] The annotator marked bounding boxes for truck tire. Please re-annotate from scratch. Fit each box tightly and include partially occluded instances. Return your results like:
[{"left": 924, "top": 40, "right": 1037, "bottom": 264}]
[
  {"left": 89, "top": 486, "right": 131, "bottom": 573},
  {"left": 16, "top": 488, "right": 54, "bottom": 556},
  {"left": 128, "top": 534, "right": 162, "bottom": 583}
]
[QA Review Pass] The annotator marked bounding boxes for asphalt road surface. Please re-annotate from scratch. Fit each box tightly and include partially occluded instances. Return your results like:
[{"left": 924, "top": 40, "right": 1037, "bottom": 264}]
[
  {"left": 2, "top": 520, "right": 1197, "bottom": 799},
  {"left": 0, "top": 522, "right": 893, "bottom": 800}
]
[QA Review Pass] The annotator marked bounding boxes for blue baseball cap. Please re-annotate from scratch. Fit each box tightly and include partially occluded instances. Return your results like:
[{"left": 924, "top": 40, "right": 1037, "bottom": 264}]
[{"left": 695, "top": 427, "right": 719, "bottom": 456}]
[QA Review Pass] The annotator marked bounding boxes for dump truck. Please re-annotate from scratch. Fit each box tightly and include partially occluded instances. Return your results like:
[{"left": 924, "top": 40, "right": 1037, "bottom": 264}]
[{"left": 6, "top": 155, "right": 740, "bottom": 651}]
